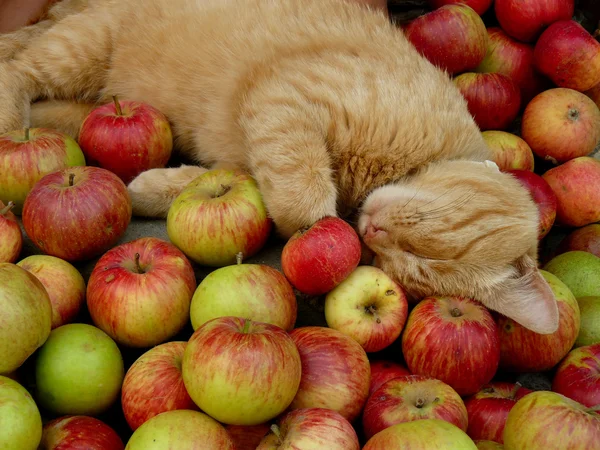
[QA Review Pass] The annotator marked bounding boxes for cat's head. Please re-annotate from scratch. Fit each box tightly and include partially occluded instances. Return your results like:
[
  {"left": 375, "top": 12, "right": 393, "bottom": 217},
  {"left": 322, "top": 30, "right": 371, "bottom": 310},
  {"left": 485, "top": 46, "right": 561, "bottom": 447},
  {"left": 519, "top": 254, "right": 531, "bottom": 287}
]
[{"left": 358, "top": 159, "right": 559, "bottom": 334}]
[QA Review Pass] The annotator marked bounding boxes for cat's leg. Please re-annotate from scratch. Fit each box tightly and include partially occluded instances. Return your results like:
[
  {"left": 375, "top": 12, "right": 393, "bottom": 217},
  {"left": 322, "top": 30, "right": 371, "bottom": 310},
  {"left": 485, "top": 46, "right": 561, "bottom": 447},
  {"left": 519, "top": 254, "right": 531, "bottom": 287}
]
[{"left": 29, "top": 100, "right": 97, "bottom": 139}]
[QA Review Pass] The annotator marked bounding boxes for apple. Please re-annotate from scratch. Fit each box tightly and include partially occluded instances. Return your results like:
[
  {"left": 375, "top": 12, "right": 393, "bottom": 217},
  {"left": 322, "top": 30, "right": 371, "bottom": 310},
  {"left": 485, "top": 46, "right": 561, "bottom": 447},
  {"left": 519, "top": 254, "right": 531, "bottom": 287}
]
[
  {"left": 0, "top": 127, "right": 86, "bottom": 214},
  {"left": 482, "top": 131, "right": 535, "bottom": 172},
  {"left": 17, "top": 254, "right": 86, "bottom": 329},
  {"left": 0, "top": 376, "right": 43, "bottom": 450},
  {"left": 0, "top": 263, "right": 52, "bottom": 374},
  {"left": 225, "top": 424, "right": 271, "bottom": 450},
  {"left": 475, "top": 441, "right": 504, "bottom": 450},
  {"left": 40, "top": 415, "right": 124, "bottom": 450},
  {"left": 521, "top": 89, "right": 600, "bottom": 164},
  {"left": 542, "top": 157, "right": 600, "bottom": 227},
  {"left": 586, "top": 82, "right": 600, "bottom": 107},
  {"left": 427, "top": 0, "right": 493, "bottom": 16},
  {"left": 403, "top": 4, "right": 488, "bottom": 75},
  {"left": 543, "top": 251, "right": 600, "bottom": 298},
  {"left": 125, "top": 410, "right": 235, "bottom": 450},
  {"left": 369, "top": 360, "right": 411, "bottom": 396},
  {"left": 22, "top": 166, "right": 132, "bottom": 262},
  {"left": 534, "top": 20, "right": 600, "bottom": 93},
  {"left": 362, "top": 374, "right": 468, "bottom": 440},
  {"left": 281, "top": 216, "right": 361, "bottom": 296},
  {"left": 86, "top": 237, "right": 196, "bottom": 348},
  {"left": 190, "top": 259, "right": 297, "bottom": 331},
  {"left": 453, "top": 73, "right": 521, "bottom": 131},
  {"left": 463, "top": 382, "right": 532, "bottom": 443},
  {"left": 503, "top": 391, "right": 600, "bottom": 449},
  {"left": 34, "top": 323, "right": 124, "bottom": 416},
  {"left": 182, "top": 317, "right": 302, "bottom": 426},
  {"left": 0, "top": 200, "right": 22, "bottom": 263},
  {"left": 494, "top": 0, "right": 575, "bottom": 43},
  {"left": 121, "top": 341, "right": 198, "bottom": 431},
  {"left": 256, "top": 408, "right": 360, "bottom": 450},
  {"left": 78, "top": 96, "right": 173, "bottom": 184},
  {"left": 506, "top": 169, "right": 557, "bottom": 239},
  {"left": 324, "top": 265, "right": 408, "bottom": 353},
  {"left": 557, "top": 224, "right": 600, "bottom": 258},
  {"left": 497, "top": 270, "right": 580, "bottom": 372},
  {"left": 288, "top": 326, "right": 371, "bottom": 423},
  {"left": 575, "top": 297, "right": 600, "bottom": 347},
  {"left": 167, "top": 168, "right": 272, "bottom": 267},
  {"left": 552, "top": 343, "right": 600, "bottom": 408},
  {"left": 401, "top": 296, "right": 500, "bottom": 396},
  {"left": 363, "top": 418, "right": 478, "bottom": 449}
]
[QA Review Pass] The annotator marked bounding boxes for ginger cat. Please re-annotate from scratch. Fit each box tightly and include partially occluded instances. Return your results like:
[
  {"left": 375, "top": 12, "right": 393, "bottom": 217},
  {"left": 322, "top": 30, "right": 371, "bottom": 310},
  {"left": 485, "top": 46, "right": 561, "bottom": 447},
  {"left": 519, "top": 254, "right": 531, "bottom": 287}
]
[{"left": 0, "top": 0, "right": 559, "bottom": 333}]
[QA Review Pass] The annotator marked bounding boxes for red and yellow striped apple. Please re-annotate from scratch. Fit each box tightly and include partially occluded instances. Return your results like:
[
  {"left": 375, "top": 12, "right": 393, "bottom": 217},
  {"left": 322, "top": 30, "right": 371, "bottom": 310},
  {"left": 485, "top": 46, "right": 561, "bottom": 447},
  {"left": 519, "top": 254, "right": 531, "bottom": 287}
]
[
  {"left": 427, "top": 0, "right": 492, "bottom": 16},
  {"left": 225, "top": 424, "right": 271, "bottom": 450},
  {"left": 482, "top": 131, "right": 534, "bottom": 172},
  {"left": 552, "top": 343, "right": 600, "bottom": 408},
  {"left": 40, "top": 415, "right": 124, "bottom": 450},
  {"left": 369, "top": 360, "right": 411, "bottom": 396},
  {"left": 0, "top": 200, "right": 22, "bottom": 263}
]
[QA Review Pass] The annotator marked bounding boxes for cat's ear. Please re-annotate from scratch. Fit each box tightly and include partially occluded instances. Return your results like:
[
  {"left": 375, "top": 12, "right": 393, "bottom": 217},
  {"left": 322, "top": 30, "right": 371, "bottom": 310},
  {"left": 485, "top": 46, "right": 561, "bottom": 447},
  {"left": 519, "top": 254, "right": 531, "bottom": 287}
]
[{"left": 483, "top": 253, "right": 559, "bottom": 334}]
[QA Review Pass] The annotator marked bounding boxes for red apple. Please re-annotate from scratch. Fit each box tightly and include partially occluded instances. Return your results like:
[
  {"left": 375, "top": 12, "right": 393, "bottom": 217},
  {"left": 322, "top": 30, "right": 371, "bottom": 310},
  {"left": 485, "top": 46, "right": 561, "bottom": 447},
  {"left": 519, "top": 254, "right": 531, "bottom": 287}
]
[
  {"left": 369, "top": 360, "right": 411, "bottom": 396},
  {"left": 182, "top": 317, "right": 302, "bottom": 426},
  {"left": 40, "top": 415, "right": 124, "bottom": 449},
  {"left": 225, "top": 424, "right": 271, "bottom": 450},
  {"left": 363, "top": 375, "right": 468, "bottom": 440},
  {"left": 281, "top": 216, "right": 361, "bottom": 296},
  {"left": 521, "top": 88, "right": 600, "bottom": 164},
  {"left": 506, "top": 169, "right": 558, "bottom": 239},
  {"left": 453, "top": 73, "right": 521, "bottom": 131},
  {"left": 256, "top": 408, "right": 360, "bottom": 450},
  {"left": 557, "top": 224, "right": 600, "bottom": 258},
  {"left": 288, "top": 326, "right": 371, "bottom": 423},
  {"left": 0, "top": 200, "right": 22, "bottom": 263},
  {"left": 542, "top": 156, "right": 600, "bottom": 227},
  {"left": 22, "top": 166, "right": 132, "bottom": 262},
  {"left": 78, "top": 96, "right": 173, "bottom": 184},
  {"left": 427, "top": 0, "right": 493, "bottom": 16},
  {"left": 482, "top": 131, "right": 535, "bottom": 172},
  {"left": 121, "top": 341, "right": 198, "bottom": 431},
  {"left": 586, "top": 82, "right": 600, "bottom": 107},
  {"left": 86, "top": 237, "right": 196, "bottom": 348},
  {"left": 463, "top": 382, "right": 532, "bottom": 444},
  {"left": 401, "top": 296, "right": 500, "bottom": 396},
  {"left": 494, "top": 0, "right": 575, "bottom": 43},
  {"left": 497, "top": 270, "right": 580, "bottom": 372},
  {"left": 403, "top": 4, "right": 488, "bottom": 75},
  {"left": 552, "top": 343, "right": 600, "bottom": 408},
  {"left": 534, "top": 20, "right": 600, "bottom": 93}
]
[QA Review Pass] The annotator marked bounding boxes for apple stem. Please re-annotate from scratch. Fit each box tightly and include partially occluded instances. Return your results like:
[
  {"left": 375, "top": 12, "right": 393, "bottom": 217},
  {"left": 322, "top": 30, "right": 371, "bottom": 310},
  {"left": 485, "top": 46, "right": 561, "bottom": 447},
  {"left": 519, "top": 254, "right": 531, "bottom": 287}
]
[
  {"left": 450, "top": 308, "right": 462, "bottom": 318},
  {"left": 68, "top": 173, "right": 75, "bottom": 187},
  {"left": 589, "top": 404, "right": 600, "bottom": 413},
  {"left": 0, "top": 201, "right": 15, "bottom": 216},
  {"left": 509, "top": 382, "right": 522, "bottom": 399},
  {"left": 366, "top": 305, "right": 381, "bottom": 324},
  {"left": 134, "top": 253, "right": 143, "bottom": 274},
  {"left": 236, "top": 252, "right": 243, "bottom": 265},
  {"left": 113, "top": 95, "right": 123, "bottom": 116},
  {"left": 270, "top": 424, "right": 282, "bottom": 443},
  {"left": 24, "top": 127, "right": 30, "bottom": 141},
  {"left": 241, "top": 319, "right": 251, "bottom": 334}
]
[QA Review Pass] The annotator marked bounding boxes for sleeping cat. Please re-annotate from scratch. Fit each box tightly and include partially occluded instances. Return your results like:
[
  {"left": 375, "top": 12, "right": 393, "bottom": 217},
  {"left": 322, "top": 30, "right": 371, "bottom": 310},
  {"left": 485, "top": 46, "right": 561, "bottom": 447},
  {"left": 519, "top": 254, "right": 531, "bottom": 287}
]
[{"left": 0, "top": 0, "right": 559, "bottom": 333}]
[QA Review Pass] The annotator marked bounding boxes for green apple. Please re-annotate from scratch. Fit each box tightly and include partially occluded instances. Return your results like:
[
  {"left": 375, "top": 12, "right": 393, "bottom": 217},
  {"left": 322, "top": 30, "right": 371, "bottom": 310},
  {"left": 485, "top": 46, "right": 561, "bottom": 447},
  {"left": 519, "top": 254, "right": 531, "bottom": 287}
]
[
  {"left": 543, "top": 251, "right": 600, "bottom": 298},
  {"left": 0, "top": 376, "right": 43, "bottom": 450},
  {"left": 576, "top": 296, "right": 600, "bottom": 347},
  {"left": 0, "top": 263, "right": 52, "bottom": 374},
  {"left": 34, "top": 323, "right": 124, "bottom": 416}
]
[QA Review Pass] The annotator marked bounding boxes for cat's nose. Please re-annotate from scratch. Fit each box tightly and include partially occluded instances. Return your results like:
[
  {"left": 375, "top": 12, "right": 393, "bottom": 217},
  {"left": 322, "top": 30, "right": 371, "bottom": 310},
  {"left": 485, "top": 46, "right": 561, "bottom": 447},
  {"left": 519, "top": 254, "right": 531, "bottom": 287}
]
[{"left": 364, "top": 223, "right": 386, "bottom": 241}]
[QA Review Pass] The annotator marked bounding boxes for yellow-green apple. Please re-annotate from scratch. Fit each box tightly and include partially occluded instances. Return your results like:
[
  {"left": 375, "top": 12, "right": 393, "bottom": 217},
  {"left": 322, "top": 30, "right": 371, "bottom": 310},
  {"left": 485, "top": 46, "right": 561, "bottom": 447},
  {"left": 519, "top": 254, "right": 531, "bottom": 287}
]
[
  {"left": 496, "top": 270, "right": 580, "bottom": 372},
  {"left": 363, "top": 418, "right": 478, "bottom": 449},
  {"left": 0, "top": 263, "right": 52, "bottom": 374},
  {"left": 453, "top": 73, "right": 521, "bottom": 131},
  {"left": 522, "top": 89, "right": 600, "bottom": 164},
  {"left": 586, "top": 82, "right": 600, "bottom": 107},
  {"left": 287, "top": 326, "right": 371, "bottom": 422},
  {"left": 22, "top": 166, "right": 132, "bottom": 262},
  {"left": 190, "top": 259, "right": 297, "bottom": 331},
  {"left": 78, "top": 96, "right": 173, "bottom": 184},
  {"left": 575, "top": 297, "right": 600, "bottom": 347},
  {"left": 125, "top": 410, "right": 235, "bottom": 450},
  {"left": 0, "top": 376, "right": 42, "bottom": 450},
  {"left": 281, "top": 216, "right": 361, "bottom": 296},
  {"left": 256, "top": 408, "right": 360, "bottom": 450},
  {"left": 463, "top": 382, "right": 532, "bottom": 443},
  {"left": 121, "top": 341, "right": 197, "bottom": 431},
  {"left": 86, "top": 237, "right": 196, "bottom": 348},
  {"left": 427, "top": 0, "right": 492, "bottom": 16},
  {"left": 0, "top": 200, "right": 22, "bottom": 263},
  {"left": 482, "top": 131, "right": 534, "bottom": 172},
  {"left": 403, "top": 4, "right": 488, "bottom": 75},
  {"left": 40, "top": 415, "right": 124, "bottom": 450},
  {"left": 503, "top": 391, "right": 600, "bottom": 449},
  {"left": 324, "top": 266, "right": 408, "bottom": 353},
  {"left": 182, "top": 317, "right": 302, "bottom": 426},
  {"left": 494, "top": 0, "right": 575, "bottom": 43},
  {"left": 369, "top": 360, "right": 411, "bottom": 396},
  {"left": 506, "top": 169, "right": 557, "bottom": 239},
  {"left": 225, "top": 424, "right": 271, "bottom": 450},
  {"left": 362, "top": 375, "right": 468, "bottom": 440},
  {"left": 475, "top": 441, "right": 504, "bottom": 450},
  {"left": 0, "top": 127, "right": 86, "bottom": 214},
  {"left": 557, "top": 224, "right": 600, "bottom": 258},
  {"left": 542, "top": 157, "right": 600, "bottom": 227},
  {"left": 534, "top": 20, "right": 600, "bottom": 92},
  {"left": 17, "top": 255, "right": 86, "bottom": 329},
  {"left": 552, "top": 343, "right": 600, "bottom": 407},
  {"left": 401, "top": 296, "right": 500, "bottom": 396},
  {"left": 34, "top": 323, "right": 124, "bottom": 416},
  {"left": 167, "top": 168, "right": 272, "bottom": 267},
  {"left": 543, "top": 251, "right": 600, "bottom": 298}
]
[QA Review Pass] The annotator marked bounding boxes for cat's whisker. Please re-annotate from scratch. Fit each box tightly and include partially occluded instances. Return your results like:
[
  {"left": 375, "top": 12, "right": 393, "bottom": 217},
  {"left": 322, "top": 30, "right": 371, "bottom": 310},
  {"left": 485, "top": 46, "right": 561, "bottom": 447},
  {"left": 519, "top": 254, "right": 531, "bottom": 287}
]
[{"left": 415, "top": 191, "right": 477, "bottom": 221}]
